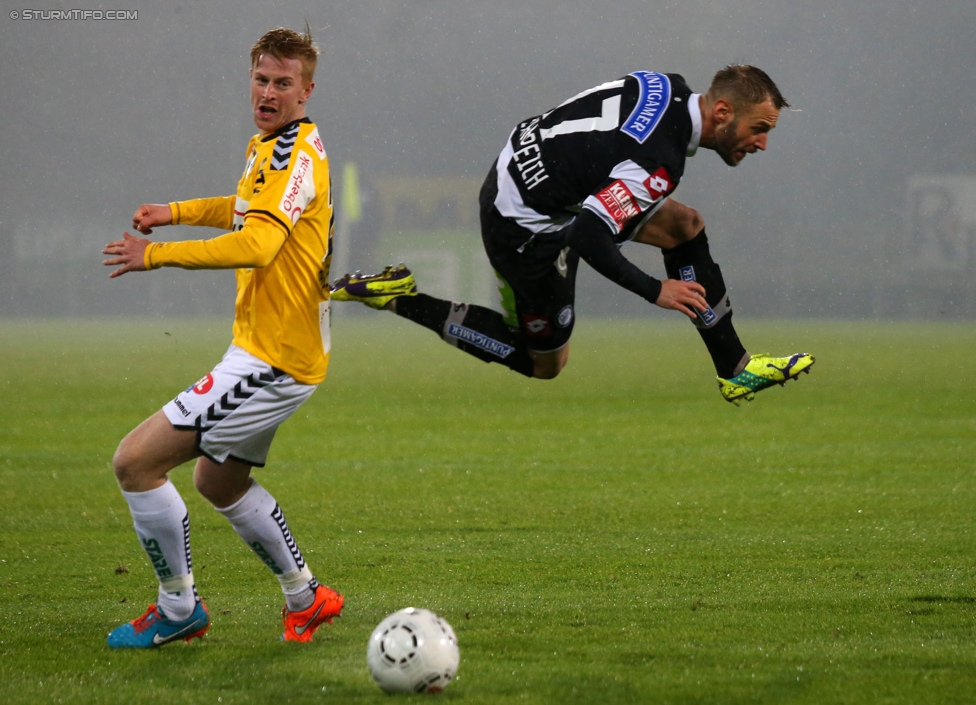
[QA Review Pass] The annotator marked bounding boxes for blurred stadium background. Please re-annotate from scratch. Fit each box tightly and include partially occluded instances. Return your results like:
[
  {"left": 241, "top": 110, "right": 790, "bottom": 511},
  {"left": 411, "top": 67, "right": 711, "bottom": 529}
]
[{"left": 1, "top": 1, "right": 973, "bottom": 320}]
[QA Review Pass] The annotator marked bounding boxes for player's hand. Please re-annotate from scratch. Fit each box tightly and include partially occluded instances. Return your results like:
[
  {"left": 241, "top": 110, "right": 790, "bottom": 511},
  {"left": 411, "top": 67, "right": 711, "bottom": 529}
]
[
  {"left": 654, "top": 278, "right": 708, "bottom": 321},
  {"left": 132, "top": 203, "right": 172, "bottom": 234},
  {"left": 102, "top": 231, "right": 151, "bottom": 278}
]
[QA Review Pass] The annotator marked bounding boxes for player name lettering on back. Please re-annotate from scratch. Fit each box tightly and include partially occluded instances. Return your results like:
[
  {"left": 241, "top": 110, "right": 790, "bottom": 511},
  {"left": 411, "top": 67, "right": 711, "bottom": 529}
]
[{"left": 513, "top": 117, "right": 549, "bottom": 190}]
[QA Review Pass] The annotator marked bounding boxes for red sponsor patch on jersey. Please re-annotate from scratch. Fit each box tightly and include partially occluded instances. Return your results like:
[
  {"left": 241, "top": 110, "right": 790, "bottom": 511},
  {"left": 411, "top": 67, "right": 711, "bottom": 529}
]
[
  {"left": 521, "top": 314, "right": 551, "bottom": 336},
  {"left": 192, "top": 374, "right": 214, "bottom": 395},
  {"left": 644, "top": 167, "right": 674, "bottom": 201},
  {"left": 596, "top": 180, "right": 640, "bottom": 228}
]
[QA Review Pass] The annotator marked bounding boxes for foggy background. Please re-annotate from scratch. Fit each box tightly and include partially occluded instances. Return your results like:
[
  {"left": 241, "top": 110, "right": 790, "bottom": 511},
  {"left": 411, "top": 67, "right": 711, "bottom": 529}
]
[{"left": 1, "top": 0, "right": 974, "bottom": 321}]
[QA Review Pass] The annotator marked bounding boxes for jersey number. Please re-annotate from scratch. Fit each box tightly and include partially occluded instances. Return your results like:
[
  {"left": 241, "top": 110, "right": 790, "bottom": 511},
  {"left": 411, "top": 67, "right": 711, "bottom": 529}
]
[{"left": 539, "top": 95, "right": 622, "bottom": 140}]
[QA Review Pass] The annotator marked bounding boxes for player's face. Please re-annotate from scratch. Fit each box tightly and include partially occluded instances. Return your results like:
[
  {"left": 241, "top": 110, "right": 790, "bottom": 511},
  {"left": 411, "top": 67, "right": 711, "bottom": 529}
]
[
  {"left": 713, "top": 99, "right": 780, "bottom": 167},
  {"left": 250, "top": 54, "right": 314, "bottom": 136}
]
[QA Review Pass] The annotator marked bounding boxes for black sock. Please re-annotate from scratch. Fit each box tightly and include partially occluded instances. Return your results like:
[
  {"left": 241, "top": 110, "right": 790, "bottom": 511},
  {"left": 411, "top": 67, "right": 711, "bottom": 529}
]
[
  {"left": 697, "top": 316, "right": 747, "bottom": 379},
  {"left": 662, "top": 231, "right": 747, "bottom": 378},
  {"left": 394, "top": 294, "right": 535, "bottom": 377}
]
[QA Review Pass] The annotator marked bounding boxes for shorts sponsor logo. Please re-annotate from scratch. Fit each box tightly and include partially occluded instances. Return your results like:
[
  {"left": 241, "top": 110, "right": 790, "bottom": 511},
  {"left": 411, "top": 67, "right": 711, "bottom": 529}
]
[
  {"left": 447, "top": 323, "right": 515, "bottom": 359},
  {"left": 679, "top": 265, "right": 696, "bottom": 282},
  {"left": 191, "top": 374, "right": 214, "bottom": 395},
  {"left": 596, "top": 180, "right": 640, "bottom": 228},
  {"left": 644, "top": 167, "right": 673, "bottom": 202},
  {"left": 522, "top": 315, "right": 551, "bottom": 336},
  {"left": 622, "top": 71, "right": 672, "bottom": 144},
  {"left": 556, "top": 305, "right": 574, "bottom": 328}
]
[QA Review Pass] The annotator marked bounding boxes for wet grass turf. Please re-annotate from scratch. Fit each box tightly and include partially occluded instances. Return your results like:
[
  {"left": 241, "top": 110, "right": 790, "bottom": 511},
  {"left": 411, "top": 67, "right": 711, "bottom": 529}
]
[{"left": 1, "top": 315, "right": 974, "bottom": 704}]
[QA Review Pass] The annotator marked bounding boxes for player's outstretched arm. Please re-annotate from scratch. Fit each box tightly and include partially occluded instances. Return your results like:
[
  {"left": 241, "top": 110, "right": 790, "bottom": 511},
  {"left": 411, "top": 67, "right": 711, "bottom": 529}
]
[
  {"left": 566, "top": 210, "right": 707, "bottom": 321},
  {"left": 132, "top": 203, "right": 173, "bottom": 235},
  {"left": 655, "top": 278, "right": 707, "bottom": 321},
  {"left": 102, "top": 231, "right": 151, "bottom": 278}
]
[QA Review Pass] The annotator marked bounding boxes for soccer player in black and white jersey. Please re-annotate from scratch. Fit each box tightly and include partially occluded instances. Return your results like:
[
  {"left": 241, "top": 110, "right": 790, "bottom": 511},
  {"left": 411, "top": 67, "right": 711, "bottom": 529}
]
[{"left": 332, "top": 65, "right": 814, "bottom": 403}]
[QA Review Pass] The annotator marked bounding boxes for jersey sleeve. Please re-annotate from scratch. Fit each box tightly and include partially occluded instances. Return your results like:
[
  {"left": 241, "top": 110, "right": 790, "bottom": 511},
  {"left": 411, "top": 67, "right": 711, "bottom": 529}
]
[
  {"left": 170, "top": 196, "right": 236, "bottom": 231},
  {"left": 581, "top": 160, "right": 676, "bottom": 238},
  {"left": 144, "top": 214, "right": 286, "bottom": 270},
  {"left": 565, "top": 209, "right": 662, "bottom": 304}
]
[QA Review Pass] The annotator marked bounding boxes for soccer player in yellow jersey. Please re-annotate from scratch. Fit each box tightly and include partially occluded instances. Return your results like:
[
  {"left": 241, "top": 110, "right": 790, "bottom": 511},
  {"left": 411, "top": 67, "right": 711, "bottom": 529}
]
[{"left": 101, "top": 26, "right": 342, "bottom": 648}]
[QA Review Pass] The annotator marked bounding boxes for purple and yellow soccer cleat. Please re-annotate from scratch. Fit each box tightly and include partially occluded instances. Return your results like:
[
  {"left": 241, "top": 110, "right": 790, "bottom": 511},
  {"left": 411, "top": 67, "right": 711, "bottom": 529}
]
[{"left": 330, "top": 264, "right": 418, "bottom": 310}]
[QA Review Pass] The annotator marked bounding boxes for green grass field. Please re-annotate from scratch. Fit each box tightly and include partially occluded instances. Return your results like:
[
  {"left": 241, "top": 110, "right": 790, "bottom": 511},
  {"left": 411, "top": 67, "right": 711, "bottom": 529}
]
[{"left": 1, "top": 315, "right": 974, "bottom": 704}]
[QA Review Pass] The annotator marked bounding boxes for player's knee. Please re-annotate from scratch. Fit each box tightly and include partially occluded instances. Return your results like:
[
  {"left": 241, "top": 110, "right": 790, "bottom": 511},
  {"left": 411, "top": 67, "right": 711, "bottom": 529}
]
[
  {"left": 674, "top": 205, "right": 704, "bottom": 243},
  {"left": 193, "top": 471, "right": 228, "bottom": 507},
  {"left": 111, "top": 439, "right": 145, "bottom": 490},
  {"left": 193, "top": 463, "right": 252, "bottom": 509},
  {"left": 531, "top": 347, "right": 569, "bottom": 379},
  {"left": 193, "top": 471, "right": 209, "bottom": 499}
]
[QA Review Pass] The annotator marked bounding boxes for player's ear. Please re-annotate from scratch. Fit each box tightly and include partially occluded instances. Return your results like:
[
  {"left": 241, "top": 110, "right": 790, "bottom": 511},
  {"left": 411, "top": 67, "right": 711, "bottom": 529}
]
[
  {"left": 712, "top": 98, "right": 733, "bottom": 126},
  {"left": 301, "top": 81, "right": 315, "bottom": 104}
]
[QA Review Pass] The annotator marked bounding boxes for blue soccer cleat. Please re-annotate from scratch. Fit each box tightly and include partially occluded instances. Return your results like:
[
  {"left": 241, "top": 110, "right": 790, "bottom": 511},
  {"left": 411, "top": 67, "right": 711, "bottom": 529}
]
[{"left": 107, "top": 601, "right": 210, "bottom": 649}]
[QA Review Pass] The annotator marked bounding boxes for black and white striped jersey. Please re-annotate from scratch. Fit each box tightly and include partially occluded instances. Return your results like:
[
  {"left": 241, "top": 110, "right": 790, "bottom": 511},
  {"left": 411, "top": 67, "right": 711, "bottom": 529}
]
[{"left": 492, "top": 71, "right": 701, "bottom": 243}]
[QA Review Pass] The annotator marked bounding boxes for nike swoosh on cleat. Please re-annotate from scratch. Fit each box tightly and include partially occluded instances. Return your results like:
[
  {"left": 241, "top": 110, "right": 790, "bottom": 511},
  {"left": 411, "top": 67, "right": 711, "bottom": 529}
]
[
  {"left": 293, "top": 602, "right": 328, "bottom": 636},
  {"left": 152, "top": 618, "right": 206, "bottom": 645}
]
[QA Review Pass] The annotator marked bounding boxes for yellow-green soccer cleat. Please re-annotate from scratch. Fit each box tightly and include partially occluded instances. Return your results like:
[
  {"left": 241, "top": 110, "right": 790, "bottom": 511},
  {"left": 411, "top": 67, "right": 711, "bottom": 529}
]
[
  {"left": 330, "top": 264, "right": 418, "bottom": 310},
  {"left": 717, "top": 352, "right": 815, "bottom": 405}
]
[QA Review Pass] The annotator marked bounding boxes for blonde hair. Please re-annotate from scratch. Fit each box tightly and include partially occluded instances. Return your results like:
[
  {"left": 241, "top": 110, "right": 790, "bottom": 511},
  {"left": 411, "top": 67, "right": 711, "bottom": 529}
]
[{"left": 250, "top": 25, "right": 319, "bottom": 84}]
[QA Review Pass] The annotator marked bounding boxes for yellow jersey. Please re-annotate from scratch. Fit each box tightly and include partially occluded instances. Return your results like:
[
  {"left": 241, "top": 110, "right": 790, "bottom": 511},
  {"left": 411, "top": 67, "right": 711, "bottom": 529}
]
[{"left": 145, "top": 119, "right": 334, "bottom": 384}]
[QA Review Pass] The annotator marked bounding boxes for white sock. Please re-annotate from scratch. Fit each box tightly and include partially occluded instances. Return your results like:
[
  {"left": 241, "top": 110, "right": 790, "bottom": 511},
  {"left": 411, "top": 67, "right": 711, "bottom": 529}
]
[
  {"left": 216, "top": 481, "right": 318, "bottom": 611},
  {"left": 122, "top": 480, "right": 198, "bottom": 621}
]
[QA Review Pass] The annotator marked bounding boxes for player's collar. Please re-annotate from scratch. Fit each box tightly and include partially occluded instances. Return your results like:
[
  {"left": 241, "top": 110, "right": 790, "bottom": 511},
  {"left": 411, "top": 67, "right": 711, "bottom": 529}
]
[
  {"left": 260, "top": 117, "right": 312, "bottom": 142},
  {"left": 686, "top": 94, "right": 702, "bottom": 157}
]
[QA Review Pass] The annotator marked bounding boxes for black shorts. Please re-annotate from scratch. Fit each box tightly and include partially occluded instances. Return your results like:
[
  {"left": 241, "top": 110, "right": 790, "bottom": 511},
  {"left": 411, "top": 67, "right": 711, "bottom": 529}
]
[{"left": 479, "top": 167, "right": 580, "bottom": 353}]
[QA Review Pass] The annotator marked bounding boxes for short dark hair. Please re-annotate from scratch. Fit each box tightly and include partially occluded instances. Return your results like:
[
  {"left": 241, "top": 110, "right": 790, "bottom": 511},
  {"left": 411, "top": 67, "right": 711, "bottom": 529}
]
[
  {"left": 250, "top": 25, "right": 319, "bottom": 84},
  {"left": 707, "top": 65, "right": 789, "bottom": 111}
]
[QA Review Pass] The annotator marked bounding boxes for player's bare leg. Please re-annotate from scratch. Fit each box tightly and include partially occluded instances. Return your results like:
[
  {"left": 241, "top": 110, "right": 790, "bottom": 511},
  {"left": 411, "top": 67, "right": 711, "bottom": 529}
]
[
  {"left": 631, "top": 198, "right": 704, "bottom": 250},
  {"left": 112, "top": 411, "right": 199, "bottom": 492},
  {"left": 108, "top": 412, "right": 209, "bottom": 648}
]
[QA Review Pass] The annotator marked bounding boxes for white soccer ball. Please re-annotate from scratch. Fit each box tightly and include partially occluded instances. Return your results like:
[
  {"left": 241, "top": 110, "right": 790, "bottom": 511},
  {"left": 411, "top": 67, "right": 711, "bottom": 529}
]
[{"left": 366, "top": 607, "right": 460, "bottom": 694}]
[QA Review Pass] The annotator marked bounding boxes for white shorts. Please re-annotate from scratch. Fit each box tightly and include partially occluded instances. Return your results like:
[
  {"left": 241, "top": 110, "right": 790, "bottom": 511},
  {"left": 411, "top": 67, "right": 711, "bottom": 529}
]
[{"left": 162, "top": 344, "right": 317, "bottom": 466}]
